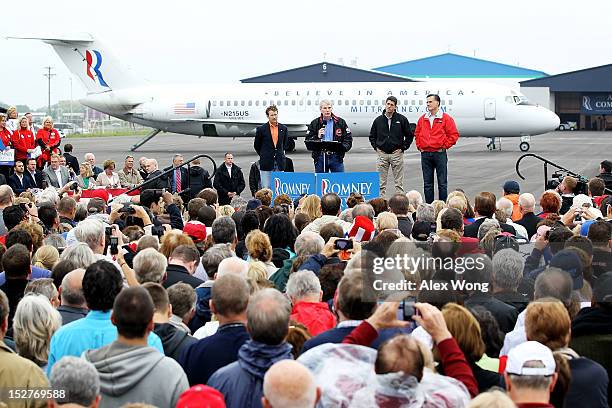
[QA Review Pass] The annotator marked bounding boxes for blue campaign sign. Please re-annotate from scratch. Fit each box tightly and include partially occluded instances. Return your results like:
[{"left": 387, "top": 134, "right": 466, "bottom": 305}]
[
  {"left": 316, "top": 172, "right": 380, "bottom": 207},
  {"left": 272, "top": 172, "right": 316, "bottom": 201},
  {"left": 582, "top": 93, "right": 612, "bottom": 115}
]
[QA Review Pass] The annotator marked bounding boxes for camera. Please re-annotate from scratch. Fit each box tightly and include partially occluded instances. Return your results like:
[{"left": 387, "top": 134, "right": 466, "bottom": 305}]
[
  {"left": 574, "top": 210, "right": 582, "bottom": 222},
  {"left": 545, "top": 171, "right": 588, "bottom": 195},
  {"left": 334, "top": 238, "right": 353, "bottom": 251},
  {"left": 109, "top": 236, "right": 119, "bottom": 255},
  {"left": 70, "top": 182, "right": 79, "bottom": 191},
  {"left": 402, "top": 297, "right": 417, "bottom": 320},
  {"left": 151, "top": 225, "right": 165, "bottom": 237},
  {"left": 118, "top": 203, "right": 136, "bottom": 215}
]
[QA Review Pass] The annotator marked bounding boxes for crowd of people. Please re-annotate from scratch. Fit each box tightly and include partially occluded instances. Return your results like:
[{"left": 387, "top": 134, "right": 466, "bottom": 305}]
[{"left": 1, "top": 108, "right": 612, "bottom": 407}]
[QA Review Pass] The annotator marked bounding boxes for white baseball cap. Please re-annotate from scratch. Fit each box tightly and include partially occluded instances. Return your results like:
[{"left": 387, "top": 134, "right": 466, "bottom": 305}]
[{"left": 506, "top": 341, "right": 556, "bottom": 376}]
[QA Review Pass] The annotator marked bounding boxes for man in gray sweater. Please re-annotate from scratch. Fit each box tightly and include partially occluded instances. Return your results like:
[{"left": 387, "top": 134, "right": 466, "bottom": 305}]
[{"left": 84, "top": 287, "right": 189, "bottom": 407}]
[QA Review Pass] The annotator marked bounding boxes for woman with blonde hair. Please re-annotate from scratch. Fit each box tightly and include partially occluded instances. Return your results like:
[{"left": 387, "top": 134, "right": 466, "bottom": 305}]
[
  {"left": 11, "top": 116, "right": 36, "bottom": 163},
  {"left": 36, "top": 116, "right": 61, "bottom": 169},
  {"left": 13, "top": 294, "right": 62, "bottom": 370},
  {"left": 374, "top": 211, "right": 398, "bottom": 233},
  {"left": 33, "top": 245, "right": 60, "bottom": 271},
  {"left": 246, "top": 260, "right": 274, "bottom": 293},
  {"left": 245, "top": 230, "right": 277, "bottom": 277},
  {"left": 299, "top": 195, "right": 322, "bottom": 220},
  {"left": 218, "top": 204, "right": 235, "bottom": 217},
  {"left": 5, "top": 106, "right": 18, "bottom": 131},
  {"left": 76, "top": 162, "right": 96, "bottom": 190}
]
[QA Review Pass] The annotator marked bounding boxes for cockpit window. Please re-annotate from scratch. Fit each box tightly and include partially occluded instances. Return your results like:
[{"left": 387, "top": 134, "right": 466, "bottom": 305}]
[{"left": 506, "top": 95, "right": 533, "bottom": 105}]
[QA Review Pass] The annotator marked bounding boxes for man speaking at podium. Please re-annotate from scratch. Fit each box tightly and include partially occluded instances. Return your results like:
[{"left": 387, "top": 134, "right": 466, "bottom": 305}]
[{"left": 305, "top": 100, "right": 352, "bottom": 173}]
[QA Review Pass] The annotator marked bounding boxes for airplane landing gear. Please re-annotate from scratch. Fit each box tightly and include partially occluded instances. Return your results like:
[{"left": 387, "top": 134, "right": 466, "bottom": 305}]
[
  {"left": 519, "top": 136, "right": 531, "bottom": 152},
  {"left": 131, "top": 129, "right": 162, "bottom": 152}
]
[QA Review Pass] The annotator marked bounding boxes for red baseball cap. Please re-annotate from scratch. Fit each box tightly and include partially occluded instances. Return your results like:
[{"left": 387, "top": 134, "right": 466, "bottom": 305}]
[
  {"left": 183, "top": 221, "right": 207, "bottom": 242},
  {"left": 177, "top": 385, "right": 226, "bottom": 408}
]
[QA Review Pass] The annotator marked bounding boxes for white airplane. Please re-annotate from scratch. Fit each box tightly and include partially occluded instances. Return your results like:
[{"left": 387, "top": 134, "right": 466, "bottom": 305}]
[{"left": 9, "top": 33, "right": 560, "bottom": 152}]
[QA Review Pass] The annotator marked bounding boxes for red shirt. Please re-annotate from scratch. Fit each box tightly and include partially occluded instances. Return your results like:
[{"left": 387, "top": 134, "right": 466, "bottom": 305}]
[
  {"left": 36, "top": 128, "right": 61, "bottom": 164},
  {"left": 415, "top": 111, "right": 460, "bottom": 152},
  {"left": 0, "top": 127, "right": 11, "bottom": 148},
  {"left": 290, "top": 301, "right": 337, "bottom": 336},
  {"left": 11, "top": 128, "right": 35, "bottom": 161}
]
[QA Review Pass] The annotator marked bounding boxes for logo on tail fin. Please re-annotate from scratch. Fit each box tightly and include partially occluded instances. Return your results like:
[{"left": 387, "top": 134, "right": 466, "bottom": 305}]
[{"left": 85, "top": 50, "right": 109, "bottom": 87}]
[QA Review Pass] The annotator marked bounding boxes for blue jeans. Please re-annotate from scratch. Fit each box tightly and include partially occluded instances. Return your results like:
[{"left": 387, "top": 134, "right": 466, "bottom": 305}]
[
  {"left": 315, "top": 153, "right": 344, "bottom": 173},
  {"left": 421, "top": 151, "right": 448, "bottom": 203}
]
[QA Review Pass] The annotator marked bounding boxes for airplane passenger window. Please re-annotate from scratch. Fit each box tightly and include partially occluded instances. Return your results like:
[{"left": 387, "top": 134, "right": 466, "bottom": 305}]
[
  {"left": 367, "top": 100, "right": 371, "bottom": 105},
  {"left": 449, "top": 100, "right": 453, "bottom": 105},
  {"left": 284, "top": 100, "right": 288, "bottom": 106},
  {"left": 248, "top": 101, "right": 252, "bottom": 106},
  {"left": 345, "top": 100, "right": 349, "bottom": 105},
  {"left": 360, "top": 100, "right": 364, "bottom": 105},
  {"left": 220, "top": 101, "right": 224, "bottom": 107},
  {"left": 234, "top": 101, "right": 238, "bottom": 106},
  {"left": 299, "top": 100, "right": 304, "bottom": 105},
  {"left": 291, "top": 100, "right": 296, "bottom": 106},
  {"left": 403, "top": 100, "right": 408, "bottom": 106},
  {"left": 419, "top": 100, "right": 423, "bottom": 105},
  {"left": 315, "top": 100, "right": 319, "bottom": 106},
  {"left": 212, "top": 101, "right": 217, "bottom": 106},
  {"left": 277, "top": 100, "right": 282, "bottom": 106},
  {"left": 441, "top": 100, "right": 445, "bottom": 105},
  {"left": 352, "top": 100, "right": 356, "bottom": 105},
  {"left": 411, "top": 100, "right": 415, "bottom": 106},
  {"left": 337, "top": 100, "right": 342, "bottom": 106},
  {"left": 255, "top": 101, "right": 260, "bottom": 106},
  {"left": 241, "top": 101, "right": 245, "bottom": 106},
  {"left": 307, "top": 100, "right": 311, "bottom": 106}
]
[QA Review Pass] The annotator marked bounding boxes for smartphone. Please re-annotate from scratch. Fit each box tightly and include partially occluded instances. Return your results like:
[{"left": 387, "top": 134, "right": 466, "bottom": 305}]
[
  {"left": 574, "top": 210, "right": 582, "bottom": 222},
  {"left": 334, "top": 238, "right": 353, "bottom": 251},
  {"left": 109, "top": 236, "right": 119, "bottom": 255},
  {"left": 105, "top": 226, "right": 113, "bottom": 236},
  {"left": 402, "top": 297, "right": 417, "bottom": 320}
]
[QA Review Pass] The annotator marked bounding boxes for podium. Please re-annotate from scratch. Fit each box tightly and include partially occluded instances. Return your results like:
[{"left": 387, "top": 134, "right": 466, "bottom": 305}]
[{"left": 305, "top": 140, "right": 343, "bottom": 173}]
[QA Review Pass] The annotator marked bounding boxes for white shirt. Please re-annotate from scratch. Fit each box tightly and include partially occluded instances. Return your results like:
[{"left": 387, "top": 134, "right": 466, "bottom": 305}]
[
  {"left": 225, "top": 164, "right": 232, "bottom": 178},
  {"left": 425, "top": 108, "right": 443, "bottom": 127},
  {"left": 54, "top": 168, "right": 64, "bottom": 187}
]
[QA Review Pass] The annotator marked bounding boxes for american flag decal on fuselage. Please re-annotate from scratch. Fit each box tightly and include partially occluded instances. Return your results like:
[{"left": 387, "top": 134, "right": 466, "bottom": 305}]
[{"left": 174, "top": 102, "right": 196, "bottom": 114}]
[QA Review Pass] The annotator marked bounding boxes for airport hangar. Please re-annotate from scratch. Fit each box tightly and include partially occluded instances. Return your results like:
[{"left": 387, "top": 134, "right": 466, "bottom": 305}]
[{"left": 243, "top": 53, "right": 612, "bottom": 131}]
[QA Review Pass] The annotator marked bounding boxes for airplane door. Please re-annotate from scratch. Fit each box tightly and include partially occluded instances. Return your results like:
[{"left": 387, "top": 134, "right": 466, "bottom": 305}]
[{"left": 484, "top": 98, "right": 496, "bottom": 120}]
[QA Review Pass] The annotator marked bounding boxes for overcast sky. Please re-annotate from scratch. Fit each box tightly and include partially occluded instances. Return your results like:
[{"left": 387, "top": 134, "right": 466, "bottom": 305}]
[{"left": 1, "top": 0, "right": 608, "bottom": 109}]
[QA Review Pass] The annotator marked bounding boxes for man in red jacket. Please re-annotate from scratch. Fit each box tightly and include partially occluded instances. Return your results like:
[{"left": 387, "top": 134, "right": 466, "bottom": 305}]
[{"left": 415, "top": 94, "right": 460, "bottom": 203}]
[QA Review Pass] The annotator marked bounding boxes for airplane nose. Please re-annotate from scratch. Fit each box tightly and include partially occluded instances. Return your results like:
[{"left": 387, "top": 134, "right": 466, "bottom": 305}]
[
  {"left": 548, "top": 110, "right": 561, "bottom": 130},
  {"left": 537, "top": 107, "right": 560, "bottom": 133}
]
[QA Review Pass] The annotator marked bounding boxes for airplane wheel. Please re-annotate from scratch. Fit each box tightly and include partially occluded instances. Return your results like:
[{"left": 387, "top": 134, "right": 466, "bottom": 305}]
[
  {"left": 519, "top": 142, "right": 530, "bottom": 152},
  {"left": 286, "top": 138, "right": 296, "bottom": 152}
]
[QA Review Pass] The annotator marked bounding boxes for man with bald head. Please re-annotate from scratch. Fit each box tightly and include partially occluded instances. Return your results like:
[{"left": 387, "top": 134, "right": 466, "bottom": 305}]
[
  {"left": 216, "top": 257, "right": 249, "bottom": 279},
  {"left": 58, "top": 269, "right": 88, "bottom": 325},
  {"left": 262, "top": 360, "right": 320, "bottom": 408},
  {"left": 516, "top": 193, "right": 539, "bottom": 239}
]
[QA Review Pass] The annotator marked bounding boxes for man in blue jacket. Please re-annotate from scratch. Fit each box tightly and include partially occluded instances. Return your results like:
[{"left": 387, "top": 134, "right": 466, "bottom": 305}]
[
  {"left": 254, "top": 105, "right": 288, "bottom": 190},
  {"left": 208, "top": 288, "right": 293, "bottom": 408}
]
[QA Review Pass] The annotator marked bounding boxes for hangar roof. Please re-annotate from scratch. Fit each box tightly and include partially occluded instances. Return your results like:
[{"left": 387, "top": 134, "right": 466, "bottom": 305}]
[
  {"left": 520, "top": 63, "right": 612, "bottom": 92},
  {"left": 241, "top": 62, "right": 415, "bottom": 83},
  {"left": 374, "top": 53, "right": 547, "bottom": 79}
]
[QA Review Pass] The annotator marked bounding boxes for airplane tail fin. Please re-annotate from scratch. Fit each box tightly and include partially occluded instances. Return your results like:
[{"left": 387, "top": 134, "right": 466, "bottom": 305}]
[{"left": 6, "top": 33, "right": 144, "bottom": 93}]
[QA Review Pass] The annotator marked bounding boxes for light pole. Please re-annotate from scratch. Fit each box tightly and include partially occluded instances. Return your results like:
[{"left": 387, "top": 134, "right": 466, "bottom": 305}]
[{"left": 43, "top": 66, "right": 55, "bottom": 114}]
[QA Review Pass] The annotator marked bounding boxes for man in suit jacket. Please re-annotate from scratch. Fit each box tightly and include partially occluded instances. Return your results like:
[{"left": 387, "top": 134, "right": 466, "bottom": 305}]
[
  {"left": 43, "top": 154, "right": 71, "bottom": 189},
  {"left": 24, "top": 158, "right": 45, "bottom": 189},
  {"left": 254, "top": 105, "right": 288, "bottom": 190},
  {"left": 165, "top": 154, "right": 189, "bottom": 196},
  {"left": 8, "top": 161, "right": 35, "bottom": 194},
  {"left": 213, "top": 153, "right": 245, "bottom": 205},
  {"left": 63, "top": 143, "right": 79, "bottom": 174},
  {"left": 464, "top": 191, "right": 516, "bottom": 238},
  {"left": 142, "top": 158, "right": 169, "bottom": 191}
]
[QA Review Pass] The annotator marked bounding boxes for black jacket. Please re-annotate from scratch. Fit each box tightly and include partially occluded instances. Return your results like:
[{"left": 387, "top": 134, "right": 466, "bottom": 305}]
[
  {"left": 592, "top": 248, "right": 612, "bottom": 278},
  {"left": 213, "top": 164, "right": 246, "bottom": 205},
  {"left": 24, "top": 169, "right": 45, "bottom": 189},
  {"left": 516, "top": 212, "right": 540, "bottom": 240},
  {"left": 254, "top": 122, "right": 288, "bottom": 171},
  {"left": 141, "top": 169, "right": 169, "bottom": 191},
  {"left": 153, "top": 322, "right": 197, "bottom": 362},
  {"left": 598, "top": 172, "right": 612, "bottom": 193},
  {"left": 8, "top": 174, "right": 34, "bottom": 194},
  {"left": 63, "top": 152, "right": 79, "bottom": 174},
  {"left": 494, "top": 290, "right": 529, "bottom": 313},
  {"left": 188, "top": 166, "right": 212, "bottom": 200},
  {"left": 249, "top": 162, "right": 261, "bottom": 197},
  {"left": 463, "top": 217, "right": 517, "bottom": 238},
  {"left": 464, "top": 292, "right": 519, "bottom": 334},
  {"left": 369, "top": 111, "right": 413, "bottom": 153},
  {"left": 163, "top": 264, "right": 204, "bottom": 289},
  {"left": 305, "top": 114, "right": 352, "bottom": 160}
]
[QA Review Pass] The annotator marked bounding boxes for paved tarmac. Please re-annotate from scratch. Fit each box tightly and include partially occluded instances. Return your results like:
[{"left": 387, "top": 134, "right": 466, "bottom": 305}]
[{"left": 67, "top": 130, "right": 611, "bottom": 200}]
